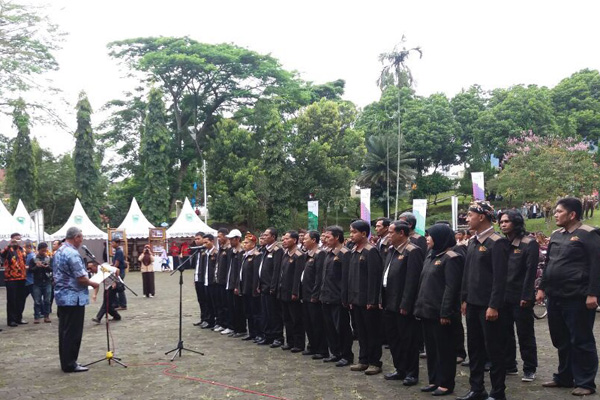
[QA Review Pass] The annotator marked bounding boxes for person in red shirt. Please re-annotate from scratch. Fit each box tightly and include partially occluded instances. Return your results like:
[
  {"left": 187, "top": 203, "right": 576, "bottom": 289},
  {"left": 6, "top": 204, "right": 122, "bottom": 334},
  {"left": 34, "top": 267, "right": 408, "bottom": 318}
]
[
  {"left": 169, "top": 242, "right": 180, "bottom": 257},
  {"left": 1, "top": 232, "right": 28, "bottom": 327},
  {"left": 181, "top": 241, "right": 191, "bottom": 257}
]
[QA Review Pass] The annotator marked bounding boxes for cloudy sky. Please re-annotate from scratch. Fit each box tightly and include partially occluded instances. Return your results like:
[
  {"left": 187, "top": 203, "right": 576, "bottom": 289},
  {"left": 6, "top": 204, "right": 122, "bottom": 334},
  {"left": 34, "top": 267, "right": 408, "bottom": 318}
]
[{"left": 6, "top": 0, "right": 600, "bottom": 155}]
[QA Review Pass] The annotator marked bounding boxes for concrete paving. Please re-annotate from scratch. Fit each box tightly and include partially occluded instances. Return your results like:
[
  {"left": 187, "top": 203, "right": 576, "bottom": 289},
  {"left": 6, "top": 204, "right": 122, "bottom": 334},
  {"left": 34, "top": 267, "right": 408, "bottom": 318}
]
[{"left": 0, "top": 271, "right": 595, "bottom": 400}]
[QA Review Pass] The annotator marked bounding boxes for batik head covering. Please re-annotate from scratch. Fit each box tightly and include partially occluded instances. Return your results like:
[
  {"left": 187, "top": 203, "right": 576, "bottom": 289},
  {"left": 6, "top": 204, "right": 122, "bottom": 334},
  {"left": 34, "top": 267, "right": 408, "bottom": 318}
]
[{"left": 469, "top": 200, "right": 496, "bottom": 222}]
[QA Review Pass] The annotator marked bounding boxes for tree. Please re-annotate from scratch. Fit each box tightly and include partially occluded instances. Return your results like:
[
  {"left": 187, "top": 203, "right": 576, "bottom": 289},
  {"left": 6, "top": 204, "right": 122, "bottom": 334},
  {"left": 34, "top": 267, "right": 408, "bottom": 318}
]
[
  {"left": 451, "top": 85, "right": 486, "bottom": 165},
  {"left": 140, "top": 88, "right": 171, "bottom": 224},
  {"left": 5, "top": 99, "right": 37, "bottom": 210},
  {"left": 412, "top": 172, "right": 453, "bottom": 203},
  {"left": 107, "top": 37, "right": 293, "bottom": 211},
  {"left": 491, "top": 131, "right": 598, "bottom": 203},
  {"left": 73, "top": 91, "right": 100, "bottom": 222}
]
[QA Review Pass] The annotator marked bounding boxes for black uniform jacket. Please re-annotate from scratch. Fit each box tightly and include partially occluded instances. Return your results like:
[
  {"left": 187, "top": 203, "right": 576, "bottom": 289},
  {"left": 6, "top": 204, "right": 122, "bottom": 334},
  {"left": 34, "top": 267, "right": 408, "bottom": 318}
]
[
  {"left": 540, "top": 223, "right": 600, "bottom": 298},
  {"left": 461, "top": 229, "right": 510, "bottom": 310},
  {"left": 415, "top": 249, "right": 464, "bottom": 320},
  {"left": 505, "top": 235, "right": 539, "bottom": 304},
  {"left": 215, "top": 244, "right": 230, "bottom": 285},
  {"left": 382, "top": 241, "right": 424, "bottom": 314},
  {"left": 226, "top": 246, "right": 243, "bottom": 291},
  {"left": 301, "top": 248, "right": 326, "bottom": 302},
  {"left": 319, "top": 246, "right": 350, "bottom": 305},
  {"left": 258, "top": 243, "right": 283, "bottom": 294},
  {"left": 377, "top": 235, "right": 391, "bottom": 259},
  {"left": 239, "top": 248, "right": 260, "bottom": 296},
  {"left": 410, "top": 233, "right": 428, "bottom": 256},
  {"left": 202, "top": 247, "right": 218, "bottom": 285},
  {"left": 278, "top": 247, "right": 305, "bottom": 302},
  {"left": 347, "top": 243, "right": 383, "bottom": 307}
]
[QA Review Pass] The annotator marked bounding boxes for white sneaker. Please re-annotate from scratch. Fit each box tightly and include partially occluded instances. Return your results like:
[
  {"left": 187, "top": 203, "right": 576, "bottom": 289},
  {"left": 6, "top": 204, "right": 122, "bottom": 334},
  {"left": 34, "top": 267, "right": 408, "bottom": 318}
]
[
  {"left": 149, "top": 294, "right": 154, "bottom": 298},
  {"left": 522, "top": 372, "right": 536, "bottom": 382},
  {"left": 221, "top": 328, "right": 233, "bottom": 335},
  {"left": 213, "top": 325, "right": 224, "bottom": 332}
]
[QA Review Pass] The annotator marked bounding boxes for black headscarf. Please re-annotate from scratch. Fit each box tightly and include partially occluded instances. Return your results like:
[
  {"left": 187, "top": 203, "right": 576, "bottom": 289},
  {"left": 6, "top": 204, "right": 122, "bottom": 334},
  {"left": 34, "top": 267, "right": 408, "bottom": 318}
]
[{"left": 425, "top": 223, "right": 456, "bottom": 255}]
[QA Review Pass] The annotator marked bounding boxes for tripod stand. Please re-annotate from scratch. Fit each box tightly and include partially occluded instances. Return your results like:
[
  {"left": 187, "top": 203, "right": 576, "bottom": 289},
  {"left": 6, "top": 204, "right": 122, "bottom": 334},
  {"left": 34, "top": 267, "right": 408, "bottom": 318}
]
[
  {"left": 82, "top": 256, "right": 127, "bottom": 368},
  {"left": 165, "top": 250, "right": 204, "bottom": 360}
]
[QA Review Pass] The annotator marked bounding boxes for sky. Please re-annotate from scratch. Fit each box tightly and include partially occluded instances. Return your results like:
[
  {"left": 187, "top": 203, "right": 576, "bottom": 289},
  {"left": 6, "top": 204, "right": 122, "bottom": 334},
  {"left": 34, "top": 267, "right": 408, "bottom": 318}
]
[{"left": 5, "top": 0, "right": 600, "bottom": 156}]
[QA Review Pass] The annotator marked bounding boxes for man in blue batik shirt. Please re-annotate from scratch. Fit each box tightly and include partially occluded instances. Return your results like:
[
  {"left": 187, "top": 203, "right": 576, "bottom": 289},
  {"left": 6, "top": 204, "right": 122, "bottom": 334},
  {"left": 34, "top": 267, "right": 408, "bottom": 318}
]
[{"left": 53, "top": 227, "right": 99, "bottom": 373}]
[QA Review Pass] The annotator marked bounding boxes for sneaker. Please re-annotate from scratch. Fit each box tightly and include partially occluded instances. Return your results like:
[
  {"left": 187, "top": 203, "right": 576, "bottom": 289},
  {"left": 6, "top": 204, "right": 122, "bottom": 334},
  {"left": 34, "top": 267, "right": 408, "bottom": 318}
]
[
  {"left": 507, "top": 368, "right": 518, "bottom": 375},
  {"left": 522, "top": 372, "right": 536, "bottom": 382},
  {"left": 364, "top": 365, "right": 382, "bottom": 375},
  {"left": 149, "top": 294, "right": 154, "bottom": 298},
  {"left": 350, "top": 363, "right": 368, "bottom": 372},
  {"left": 213, "top": 325, "right": 224, "bottom": 332},
  {"left": 221, "top": 328, "right": 233, "bottom": 335},
  {"left": 91, "top": 318, "right": 100, "bottom": 324}
]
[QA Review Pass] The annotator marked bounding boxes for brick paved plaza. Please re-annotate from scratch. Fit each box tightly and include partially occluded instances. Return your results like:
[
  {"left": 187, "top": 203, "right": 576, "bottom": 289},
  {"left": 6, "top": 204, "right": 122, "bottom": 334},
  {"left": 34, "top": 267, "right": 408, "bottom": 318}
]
[{"left": 0, "top": 271, "right": 595, "bottom": 400}]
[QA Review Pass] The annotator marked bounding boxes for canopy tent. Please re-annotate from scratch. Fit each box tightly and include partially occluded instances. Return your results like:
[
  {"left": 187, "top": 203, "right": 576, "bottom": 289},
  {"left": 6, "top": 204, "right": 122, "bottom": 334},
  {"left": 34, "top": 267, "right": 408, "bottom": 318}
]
[
  {"left": 116, "top": 197, "right": 155, "bottom": 239},
  {"left": 0, "top": 200, "right": 24, "bottom": 241},
  {"left": 52, "top": 198, "right": 108, "bottom": 240},
  {"left": 12, "top": 199, "right": 51, "bottom": 242},
  {"left": 167, "top": 197, "right": 216, "bottom": 238}
]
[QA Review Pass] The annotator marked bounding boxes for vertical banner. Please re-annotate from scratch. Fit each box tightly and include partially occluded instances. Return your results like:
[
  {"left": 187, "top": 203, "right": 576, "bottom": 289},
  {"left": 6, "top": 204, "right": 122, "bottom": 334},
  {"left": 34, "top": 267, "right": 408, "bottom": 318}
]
[
  {"left": 412, "top": 199, "right": 427, "bottom": 236},
  {"left": 471, "top": 172, "right": 485, "bottom": 200},
  {"left": 307, "top": 201, "right": 319, "bottom": 230},
  {"left": 360, "top": 189, "right": 371, "bottom": 223},
  {"left": 451, "top": 196, "right": 458, "bottom": 231}
]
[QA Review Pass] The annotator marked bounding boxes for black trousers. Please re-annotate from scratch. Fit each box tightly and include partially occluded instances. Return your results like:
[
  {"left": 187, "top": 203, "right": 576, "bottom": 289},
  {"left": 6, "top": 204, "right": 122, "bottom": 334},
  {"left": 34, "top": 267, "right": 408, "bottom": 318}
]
[
  {"left": 226, "top": 290, "right": 246, "bottom": 333},
  {"left": 547, "top": 296, "right": 598, "bottom": 390},
  {"left": 204, "top": 284, "right": 217, "bottom": 326},
  {"left": 423, "top": 317, "right": 457, "bottom": 390},
  {"left": 384, "top": 310, "right": 419, "bottom": 378},
  {"left": 58, "top": 305, "right": 85, "bottom": 372},
  {"left": 454, "top": 315, "right": 467, "bottom": 359},
  {"left": 466, "top": 304, "right": 507, "bottom": 398},
  {"left": 96, "top": 287, "right": 121, "bottom": 321},
  {"left": 322, "top": 303, "right": 354, "bottom": 361},
  {"left": 505, "top": 302, "right": 538, "bottom": 374},
  {"left": 141, "top": 272, "right": 155, "bottom": 296},
  {"left": 282, "top": 300, "right": 305, "bottom": 349},
  {"left": 353, "top": 306, "right": 382, "bottom": 367},
  {"left": 195, "top": 281, "right": 214, "bottom": 325},
  {"left": 6, "top": 279, "right": 27, "bottom": 324},
  {"left": 213, "top": 284, "right": 228, "bottom": 328},
  {"left": 303, "top": 301, "right": 327, "bottom": 355},
  {"left": 243, "top": 294, "right": 262, "bottom": 338},
  {"left": 261, "top": 292, "right": 284, "bottom": 342}
]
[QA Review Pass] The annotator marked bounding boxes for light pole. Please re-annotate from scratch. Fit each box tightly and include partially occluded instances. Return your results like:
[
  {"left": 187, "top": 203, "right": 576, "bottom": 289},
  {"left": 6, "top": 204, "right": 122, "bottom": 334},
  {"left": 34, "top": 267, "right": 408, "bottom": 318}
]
[{"left": 327, "top": 198, "right": 348, "bottom": 226}]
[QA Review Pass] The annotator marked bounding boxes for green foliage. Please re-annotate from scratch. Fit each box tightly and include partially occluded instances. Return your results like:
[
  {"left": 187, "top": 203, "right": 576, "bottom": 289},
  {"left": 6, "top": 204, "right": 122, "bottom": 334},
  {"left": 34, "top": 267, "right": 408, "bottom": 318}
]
[
  {"left": 6, "top": 99, "right": 37, "bottom": 210},
  {"left": 412, "top": 172, "right": 453, "bottom": 202},
  {"left": 0, "top": 132, "right": 11, "bottom": 169},
  {"left": 36, "top": 153, "right": 76, "bottom": 232},
  {"left": 140, "top": 88, "right": 171, "bottom": 224},
  {"left": 73, "top": 91, "right": 100, "bottom": 222}
]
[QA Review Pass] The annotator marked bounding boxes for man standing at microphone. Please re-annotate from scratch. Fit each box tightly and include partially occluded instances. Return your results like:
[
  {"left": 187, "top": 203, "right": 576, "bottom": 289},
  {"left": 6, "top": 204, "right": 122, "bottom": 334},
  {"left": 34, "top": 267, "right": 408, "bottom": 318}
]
[{"left": 53, "top": 227, "right": 99, "bottom": 372}]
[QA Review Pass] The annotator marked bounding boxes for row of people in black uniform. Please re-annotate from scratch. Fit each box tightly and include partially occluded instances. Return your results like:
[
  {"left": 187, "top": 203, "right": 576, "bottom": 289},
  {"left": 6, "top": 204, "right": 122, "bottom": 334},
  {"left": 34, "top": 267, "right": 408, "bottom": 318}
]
[{"left": 190, "top": 197, "right": 599, "bottom": 399}]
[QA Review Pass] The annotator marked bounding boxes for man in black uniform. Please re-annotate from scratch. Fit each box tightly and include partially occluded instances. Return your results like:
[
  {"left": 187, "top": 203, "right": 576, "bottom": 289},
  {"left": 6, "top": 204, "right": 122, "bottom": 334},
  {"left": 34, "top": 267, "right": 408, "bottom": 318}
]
[
  {"left": 498, "top": 210, "right": 538, "bottom": 382},
  {"left": 458, "top": 201, "right": 510, "bottom": 400},
  {"left": 320, "top": 226, "right": 354, "bottom": 367},
  {"left": 192, "top": 232, "right": 211, "bottom": 328},
  {"left": 256, "top": 227, "right": 285, "bottom": 347},
  {"left": 382, "top": 221, "right": 424, "bottom": 385},
  {"left": 373, "top": 217, "right": 391, "bottom": 256},
  {"left": 301, "top": 230, "right": 328, "bottom": 359},
  {"left": 201, "top": 233, "right": 218, "bottom": 330},
  {"left": 348, "top": 219, "right": 384, "bottom": 376},
  {"left": 399, "top": 212, "right": 428, "bottom": 255},
  {"left": 213, "top": 228, "right": 230, "bottom": 332},
  {"left": 238, "top": 233, "right": 261, "bottom": 341},
  {"left": 223, "top": 229, "right": 245, "bottom": 337},
  {"left": 278, "top": 231, "right": 306, "bottom": 352},
  {"left": 537, "top": 197, "right": 600, "bottom": 396}
]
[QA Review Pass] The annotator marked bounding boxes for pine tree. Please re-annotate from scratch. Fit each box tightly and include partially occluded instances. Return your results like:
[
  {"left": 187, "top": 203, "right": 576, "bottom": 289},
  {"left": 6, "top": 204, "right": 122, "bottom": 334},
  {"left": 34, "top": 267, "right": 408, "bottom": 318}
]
[
  {"left": 140, "top": 88, "right": 171, "bottom": 224},
  {"left": 7, "top": 99, "right": 37, "bottom": 211},
  {"left": 73, "top": 91, "right": 100, "bottom": 222}
]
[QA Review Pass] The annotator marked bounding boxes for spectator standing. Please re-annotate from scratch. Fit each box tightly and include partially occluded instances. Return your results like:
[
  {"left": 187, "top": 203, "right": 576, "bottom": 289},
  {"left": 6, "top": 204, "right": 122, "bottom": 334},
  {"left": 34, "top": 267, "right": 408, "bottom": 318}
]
[
  {"left": 1, "top": 233, "right": 28, "bottom": 327},
  {"left": 29, "top": 242, "right": 53, "bottom": 323},
  {"left": 111, "top": 239, "right": 127, "bottom": 310},
  {"left": 139, "top": 245, "right": 155, "bottom": 297}
]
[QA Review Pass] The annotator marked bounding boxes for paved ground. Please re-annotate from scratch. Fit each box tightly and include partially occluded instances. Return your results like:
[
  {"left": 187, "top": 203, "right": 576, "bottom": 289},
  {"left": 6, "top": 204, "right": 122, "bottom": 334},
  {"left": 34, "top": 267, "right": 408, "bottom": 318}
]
[{"left": 0, "top": 271, "right": 596, "bottom": 400}]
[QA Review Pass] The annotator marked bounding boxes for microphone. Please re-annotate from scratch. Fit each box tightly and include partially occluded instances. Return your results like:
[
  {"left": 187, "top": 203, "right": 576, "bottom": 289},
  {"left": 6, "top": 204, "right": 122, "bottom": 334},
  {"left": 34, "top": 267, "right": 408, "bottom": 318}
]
[
  {"left": 189, "top": 246, "right": 206, "bottom": 251},
  {"left": 81, "top": 245, "right": 96, "bottom": 258}
]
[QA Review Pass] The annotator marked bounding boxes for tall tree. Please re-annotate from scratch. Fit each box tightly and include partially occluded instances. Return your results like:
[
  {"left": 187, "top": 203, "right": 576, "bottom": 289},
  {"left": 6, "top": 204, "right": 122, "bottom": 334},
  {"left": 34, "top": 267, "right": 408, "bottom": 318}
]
[
  {"left": 140, "top": 88, "right": 171, "bottom": 224},
  {"left": 73, "top": 91, "right": 100, "bottom": 222},
  {"left": 6, "top": 98, "right": 37, "bottom": 210}
]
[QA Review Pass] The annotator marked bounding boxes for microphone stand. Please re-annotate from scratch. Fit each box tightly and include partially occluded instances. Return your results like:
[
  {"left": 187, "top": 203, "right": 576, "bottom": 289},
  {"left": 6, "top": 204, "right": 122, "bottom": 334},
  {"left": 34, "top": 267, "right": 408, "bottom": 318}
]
[
  {"left": 165, "top": 249, "right": 205, "bottom": 360},
  {"left": 82, "top": 254, "right": 127, "bottom": 369}
]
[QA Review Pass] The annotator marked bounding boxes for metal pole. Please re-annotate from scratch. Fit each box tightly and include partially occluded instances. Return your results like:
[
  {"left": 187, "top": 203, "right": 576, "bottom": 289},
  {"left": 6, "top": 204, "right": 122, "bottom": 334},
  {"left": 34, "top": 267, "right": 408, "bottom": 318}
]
[{"left": 203, "top": 159, "right": 208, "bottom": 224}]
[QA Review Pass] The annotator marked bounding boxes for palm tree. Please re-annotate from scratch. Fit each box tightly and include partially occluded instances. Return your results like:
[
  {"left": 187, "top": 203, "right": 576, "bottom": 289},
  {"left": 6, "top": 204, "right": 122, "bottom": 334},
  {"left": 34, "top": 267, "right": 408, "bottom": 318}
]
[
  {"left": 378, "top": 37, "right": 422, "bottom": 217},
  {"left": 357, "top": 133, "right": 415, "bottom": 214}
]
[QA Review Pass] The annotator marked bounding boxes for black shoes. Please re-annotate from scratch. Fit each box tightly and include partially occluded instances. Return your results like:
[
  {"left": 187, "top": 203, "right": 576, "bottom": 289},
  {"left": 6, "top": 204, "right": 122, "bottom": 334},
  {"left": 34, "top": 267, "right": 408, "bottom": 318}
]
[
  {"left": 8, "top": 322, "right": 18, "bottom": 327},
  {"left": 323, "top": 356, "right": 341, "bottom": 363},
  {"left": 193, "top": 321, "right": 203, "bottom": 326},
  {"left": 281, "top": 344, "right": 292, "bottom": 351},
  {"left": 302, "top": 350, "right": 315, "bottom": 356},
  {"left": 384, "top": 371, "right": 404, "bottom": 381},
  {"left": 420, "top": 384, "right": 438, "bottom": 392},
  {"left": 335, "top": 358, "right": 352, "bottom": 367},
  {"left": 432, "top": 388, "right": 453, "bottom": 396},
  {"left": 257, "top": 339, "right": 273, "bottom": 345},
  {"left": 456, "top": 391, "right": 489, "bottom": 400},
  {"left": 73, "top": 364, "right": 89, "bottom": 373},
  {"left": 312, "top": 354, "right": 327, "bottom": 360},
  {"left": 403, "top": 377, "right": 418, "bottom": 386},
  {"left": 290, "top": 347, "right": 303, "bottom": 353},
  {"left": 241, "top": 335, "right": 255, "bottom": 341},
  {"left": 269, "top": 340, "right": 283, "bottom": 348}
]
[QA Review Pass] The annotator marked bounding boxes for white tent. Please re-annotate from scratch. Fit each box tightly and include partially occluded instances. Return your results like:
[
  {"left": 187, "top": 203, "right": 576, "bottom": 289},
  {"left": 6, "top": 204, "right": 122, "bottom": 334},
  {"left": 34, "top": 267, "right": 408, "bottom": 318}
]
[
  {"left": 0, "top": 200, "right": 24, "bottom": 241},
  {"left": 52, "top": 198, "right": 108, "bottom": 240},
  {"left": 12, "top": 199, "right": 48, "bottom": 242},
  {"left": 117, "top": 197, "right": 155, "bottom": 238},
  {"left": 167, "top": 197, "right": 216, "bottom": 238}
]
